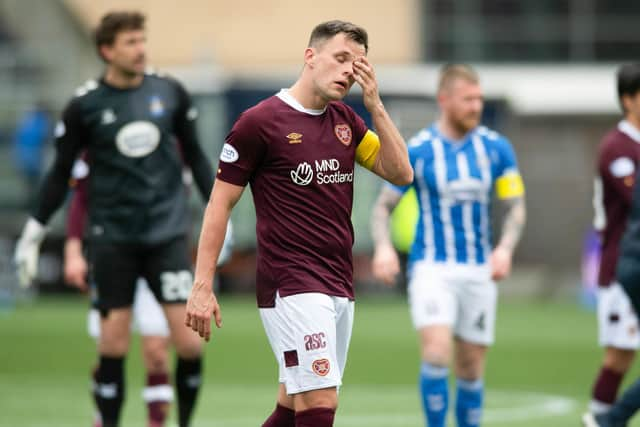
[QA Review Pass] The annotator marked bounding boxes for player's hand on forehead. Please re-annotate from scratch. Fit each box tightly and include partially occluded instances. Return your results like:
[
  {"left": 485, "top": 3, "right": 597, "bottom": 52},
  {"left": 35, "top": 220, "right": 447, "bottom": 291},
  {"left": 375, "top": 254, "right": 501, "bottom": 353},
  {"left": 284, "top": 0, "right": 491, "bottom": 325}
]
[
  {"left": 353, "top": 56, "right": 373, "bottom": 75},
  {"left": 353, "top": 55, "right": 381, "bottom": 112}
]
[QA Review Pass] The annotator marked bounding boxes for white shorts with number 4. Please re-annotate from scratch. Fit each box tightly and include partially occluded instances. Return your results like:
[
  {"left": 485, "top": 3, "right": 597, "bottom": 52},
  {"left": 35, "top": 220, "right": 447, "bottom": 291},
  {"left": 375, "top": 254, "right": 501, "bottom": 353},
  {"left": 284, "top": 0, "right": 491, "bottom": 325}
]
[
  {"left": 597, "top": 282, "right": 640, "bottom": 350},
  {"left": 259, "top": 292, "right": 354, "bottom": 395},
  {"left": 88, "top": 278, "right": 170, "bottom": 339},
  {"left": 408, "top": 262, "right": 497, "bottom": 346}
]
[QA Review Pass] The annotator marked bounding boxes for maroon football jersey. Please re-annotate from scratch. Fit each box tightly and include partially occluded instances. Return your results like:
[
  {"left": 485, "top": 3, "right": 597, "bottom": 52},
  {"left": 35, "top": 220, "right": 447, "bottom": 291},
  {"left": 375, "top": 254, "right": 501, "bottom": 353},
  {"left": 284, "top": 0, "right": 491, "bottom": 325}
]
[
  {"left": 217, "top": 91, "right": 369, "bottom": 307},
  {"left": 595, "top": 120, "right": 640, "bottom": 286}
]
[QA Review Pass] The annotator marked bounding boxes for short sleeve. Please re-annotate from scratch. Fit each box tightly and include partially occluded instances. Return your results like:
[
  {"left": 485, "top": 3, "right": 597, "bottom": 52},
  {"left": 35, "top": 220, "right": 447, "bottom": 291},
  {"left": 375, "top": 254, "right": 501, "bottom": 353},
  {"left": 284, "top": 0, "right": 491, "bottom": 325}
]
[
  {"left": 386, "top": 181, "right": 410, "bottom": 195},
  {"left": 345, "top": 106, "right": 379, "bottom": 170},
  {"left": 494, "top": 137, "right": 518, "bottom": 175},
  {"left": 216, "top": 110, "right": 267, "bottom": 186},
  {"left": 598, "top": 136, "right": 637, "bottom": 205},
  {"left": 387, "top": 143, "right": 421, "bottom": 195}
]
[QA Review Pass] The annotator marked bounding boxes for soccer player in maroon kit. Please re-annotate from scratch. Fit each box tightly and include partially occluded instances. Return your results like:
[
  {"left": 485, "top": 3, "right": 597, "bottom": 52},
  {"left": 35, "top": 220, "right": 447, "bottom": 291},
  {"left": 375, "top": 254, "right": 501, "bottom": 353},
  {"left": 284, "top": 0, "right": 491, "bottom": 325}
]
[
  {"left": 583, "top": 63, "right": 640, "bottom": 426},
  {"left": 184, "top": 20, "right": 413, "bottom": 427}
]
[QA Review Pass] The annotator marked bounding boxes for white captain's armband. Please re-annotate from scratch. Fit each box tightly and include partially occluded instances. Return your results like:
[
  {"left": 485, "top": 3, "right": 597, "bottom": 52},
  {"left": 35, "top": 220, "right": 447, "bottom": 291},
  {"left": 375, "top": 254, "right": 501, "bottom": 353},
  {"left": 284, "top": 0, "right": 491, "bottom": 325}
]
[
  {"left": 355, "top": 130, "right": 380, "bottom": 170},
  {"left": 495, "top": 170, "right": 525, "bottom": 199}
]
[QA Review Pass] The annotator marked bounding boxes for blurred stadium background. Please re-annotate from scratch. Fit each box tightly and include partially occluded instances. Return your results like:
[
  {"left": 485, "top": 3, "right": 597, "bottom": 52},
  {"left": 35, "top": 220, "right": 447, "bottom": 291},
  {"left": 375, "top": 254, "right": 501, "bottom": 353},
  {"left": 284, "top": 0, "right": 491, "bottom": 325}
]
[{"left": 1, "top": 0, "right": 640, "bottom": 426}]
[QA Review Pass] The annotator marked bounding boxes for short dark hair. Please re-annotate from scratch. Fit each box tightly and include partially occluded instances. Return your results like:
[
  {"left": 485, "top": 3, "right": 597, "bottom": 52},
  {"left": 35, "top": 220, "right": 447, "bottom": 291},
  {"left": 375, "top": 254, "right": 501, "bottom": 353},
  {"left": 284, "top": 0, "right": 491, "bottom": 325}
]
[
  {"left": 617, "top": 63, "right": 640, "bottom": 112},
  {"left": 308, "top": 20, "right": 368, "bottom": 53},
  {"left": 94, "top": 11, "right": 145, "bottom": 53}
]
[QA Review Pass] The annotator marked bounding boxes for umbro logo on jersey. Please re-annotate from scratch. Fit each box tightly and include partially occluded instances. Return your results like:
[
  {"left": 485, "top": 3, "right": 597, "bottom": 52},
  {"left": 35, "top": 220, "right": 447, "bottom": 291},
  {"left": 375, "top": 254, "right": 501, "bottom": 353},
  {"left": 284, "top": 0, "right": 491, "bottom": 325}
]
[
  {"left": 101, "top": 109, "right": 116, "bottom": 125},
  {"left": 287, "top": 132, "right": 302, "bottom": 144}
]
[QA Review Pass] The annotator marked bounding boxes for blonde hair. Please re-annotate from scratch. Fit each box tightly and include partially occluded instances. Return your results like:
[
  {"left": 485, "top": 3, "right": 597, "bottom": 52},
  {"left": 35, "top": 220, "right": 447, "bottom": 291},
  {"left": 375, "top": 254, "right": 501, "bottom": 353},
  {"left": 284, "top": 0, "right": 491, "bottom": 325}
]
[{"left": 438, "top": 64, "right": 479, "bottom": 92}]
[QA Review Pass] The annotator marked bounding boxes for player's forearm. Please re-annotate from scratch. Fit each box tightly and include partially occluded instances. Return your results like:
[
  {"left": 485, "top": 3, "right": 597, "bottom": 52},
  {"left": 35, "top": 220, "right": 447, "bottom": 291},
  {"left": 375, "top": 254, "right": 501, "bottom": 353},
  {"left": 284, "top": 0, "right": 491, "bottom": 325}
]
[
  {"left": 33, "top": 158, "right": 75, "bottom": 224},
  {"left": 497, "top": 197, "right": 526, "bottom": 252},
  {"left": 370, "top": 188, "right": 401, "bottom": 249},
  {"left": 370, "top": 105, "right": 413, "bottom": 186},
  {"left": 193, "top": 202, "right": 229, "bottom": 285},
  {"left": 181, "top": 135, "right": 214, "bottom": 202},
  {"left": 64, "top": 237, "right": 83, "bottom": 262},
  {"left": 193, "top": 180, "right": 243, "bottom": 285}
]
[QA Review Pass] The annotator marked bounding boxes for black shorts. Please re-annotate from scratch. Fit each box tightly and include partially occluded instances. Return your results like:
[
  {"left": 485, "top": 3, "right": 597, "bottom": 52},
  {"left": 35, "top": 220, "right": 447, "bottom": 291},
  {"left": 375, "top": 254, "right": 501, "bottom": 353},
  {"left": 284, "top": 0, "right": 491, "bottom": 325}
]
[{"left": 88, "top": 236, "right": 193, "bottom": 310}]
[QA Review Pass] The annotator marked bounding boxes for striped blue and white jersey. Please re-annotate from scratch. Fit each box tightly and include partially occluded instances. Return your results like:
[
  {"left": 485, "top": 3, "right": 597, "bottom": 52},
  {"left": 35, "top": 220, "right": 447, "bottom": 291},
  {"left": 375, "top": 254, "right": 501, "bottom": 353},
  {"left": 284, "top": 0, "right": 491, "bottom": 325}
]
[{"left": 389, "top": 124, "right": 524, "bottom": 267}]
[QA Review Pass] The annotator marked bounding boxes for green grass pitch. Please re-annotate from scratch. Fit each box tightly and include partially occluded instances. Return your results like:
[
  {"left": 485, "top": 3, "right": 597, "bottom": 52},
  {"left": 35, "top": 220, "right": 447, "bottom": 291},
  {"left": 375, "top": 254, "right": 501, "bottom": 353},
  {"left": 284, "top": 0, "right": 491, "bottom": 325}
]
[{"left": 2, "top": 295, "right": 640, "bottom": 426}]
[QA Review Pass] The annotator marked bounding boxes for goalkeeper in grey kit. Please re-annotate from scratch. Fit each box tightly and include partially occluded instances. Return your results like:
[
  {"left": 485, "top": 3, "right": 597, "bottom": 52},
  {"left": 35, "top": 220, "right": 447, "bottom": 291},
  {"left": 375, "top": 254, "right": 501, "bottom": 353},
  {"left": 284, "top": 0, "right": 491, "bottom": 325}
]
[{"left": 14, "top": 11, "right": 218, "bottom": 427}]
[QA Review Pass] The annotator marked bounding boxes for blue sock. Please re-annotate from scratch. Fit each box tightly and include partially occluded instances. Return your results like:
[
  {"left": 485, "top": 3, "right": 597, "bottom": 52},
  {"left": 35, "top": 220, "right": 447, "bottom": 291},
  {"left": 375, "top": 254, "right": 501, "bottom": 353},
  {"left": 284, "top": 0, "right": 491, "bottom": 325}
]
[
  {"left": 455, "top": 378, "right": 484, "bottom": 427},
  {"left": 419, "top": 361, "right": 449, "bottom": 427}
]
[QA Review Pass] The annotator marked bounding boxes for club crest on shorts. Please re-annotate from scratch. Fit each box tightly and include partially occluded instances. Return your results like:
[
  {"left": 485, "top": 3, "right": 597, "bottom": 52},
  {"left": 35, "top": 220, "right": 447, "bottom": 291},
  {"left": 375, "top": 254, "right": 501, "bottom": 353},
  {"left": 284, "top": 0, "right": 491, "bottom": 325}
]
[
  {"left": 334, "top": 124, "right": 352, "bottom": 146},
  {"left": 311, "top": 358, "right": 330, "bottom": 376}
]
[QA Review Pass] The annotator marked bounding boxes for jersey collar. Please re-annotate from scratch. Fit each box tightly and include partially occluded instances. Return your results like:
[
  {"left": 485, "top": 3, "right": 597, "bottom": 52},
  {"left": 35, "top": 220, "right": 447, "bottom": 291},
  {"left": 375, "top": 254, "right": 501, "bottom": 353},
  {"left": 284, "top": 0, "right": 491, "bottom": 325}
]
[
  {"left": 430, "top": 123, "right": 477, "bottom": 148},
  {"left": 276, "top": 89, "right": 326, "bottom": 116},
  {"left": 619, "top": 120, "right": 640, "bottom": 143}
]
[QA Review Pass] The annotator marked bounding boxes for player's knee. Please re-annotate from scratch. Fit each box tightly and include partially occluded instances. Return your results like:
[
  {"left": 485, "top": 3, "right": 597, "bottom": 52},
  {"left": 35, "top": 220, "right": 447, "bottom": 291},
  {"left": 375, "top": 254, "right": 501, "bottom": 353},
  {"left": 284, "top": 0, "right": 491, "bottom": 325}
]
[
  {"left": 294, "top": 388, "right": 338, "bottom": 411},
  {"left": 142, "top": 342, "right": 170, "bottom": 372},
  {"left": 172, "top": 332, "right": 203, "bottom": 359},
  {"left": 454, "top": 355, "right": 485, "bottom": 380},
  {"left": 604, "top": 347, "right": 636, "bottom": 372},
  {"left": 99, "top": 337, "right": 130, "bottom": 356},
  {"left": 455, "top": 363, "right": 483, "bottom": 381},
  {"left": 422, "top": 343, "right": 450, "bottom": 366}
]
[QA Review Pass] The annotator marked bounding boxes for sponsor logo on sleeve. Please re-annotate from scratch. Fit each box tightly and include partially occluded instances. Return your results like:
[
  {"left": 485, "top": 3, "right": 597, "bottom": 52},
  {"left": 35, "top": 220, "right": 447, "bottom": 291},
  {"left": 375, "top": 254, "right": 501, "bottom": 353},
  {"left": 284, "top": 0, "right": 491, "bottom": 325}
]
[
  {"left": 334, "top": 124, "right": 352, "bottom": 146},
  {"left": 610, "top": 157, "right": 635, "bottom": 178},
  {"left": 220, "top": 143, "right": 239, "bottom": 163},
  {"left": 311, "top": 358, "right": 330, "bottom": 376}
]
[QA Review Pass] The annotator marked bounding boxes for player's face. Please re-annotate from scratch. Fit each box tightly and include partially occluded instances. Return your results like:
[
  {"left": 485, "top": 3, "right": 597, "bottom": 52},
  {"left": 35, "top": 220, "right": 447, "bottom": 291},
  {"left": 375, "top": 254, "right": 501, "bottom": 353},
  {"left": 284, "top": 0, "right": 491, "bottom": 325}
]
[
  {"left": 624, "top": 92, "right": 640, "bottom": 123},
  {"left": 440, "top": 79, "right": 484, "bottom": 134},
  {"left": 102, "top": 29, "right": 147, "bottom": 76},
  {"left": 308, "top": 33, "right": 367, "bottom": 102}
]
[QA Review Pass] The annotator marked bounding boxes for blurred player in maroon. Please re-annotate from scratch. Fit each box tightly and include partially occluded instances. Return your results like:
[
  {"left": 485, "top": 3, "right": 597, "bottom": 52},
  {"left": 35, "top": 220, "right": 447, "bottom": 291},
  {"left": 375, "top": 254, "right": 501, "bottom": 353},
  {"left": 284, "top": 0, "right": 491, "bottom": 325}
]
[
  {"left": 63, "top": 154, "right": 234, "bottom": 427},
  {"left": 65, "top": 156, "right": 172, "bottom": 427},
  {"left": 184, "top": 20, "right": 412, "bottom": 427},
  {"left": 583, "top": 63, "right": 640, "bottom": 426}
]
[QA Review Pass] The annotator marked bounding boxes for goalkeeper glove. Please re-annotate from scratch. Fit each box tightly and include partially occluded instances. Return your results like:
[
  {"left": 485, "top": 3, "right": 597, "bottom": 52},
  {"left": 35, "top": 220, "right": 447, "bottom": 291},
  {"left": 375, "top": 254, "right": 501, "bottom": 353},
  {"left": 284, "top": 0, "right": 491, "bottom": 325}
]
[{"left": 14, "top": 217, "right": 47, "bottom": 288}]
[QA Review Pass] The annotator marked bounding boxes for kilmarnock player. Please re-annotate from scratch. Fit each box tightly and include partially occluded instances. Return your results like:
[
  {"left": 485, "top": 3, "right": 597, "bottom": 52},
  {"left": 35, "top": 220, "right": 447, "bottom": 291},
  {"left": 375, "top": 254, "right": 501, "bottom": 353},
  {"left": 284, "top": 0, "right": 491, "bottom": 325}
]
[
  {"left": 14, "top": 11, "right": 213, "bottom": 427},
  {"left": 584, "top": 63, "right": 640, "bottom": 427},
  {"left": 184, "top": 20, "right": 413, "bottom": 427},
  {"left": 582, "top": 63, "right": 640, "bottom": 426},
  {"left": 370, "top": 64, "right": 526, "bottom": 427}
]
